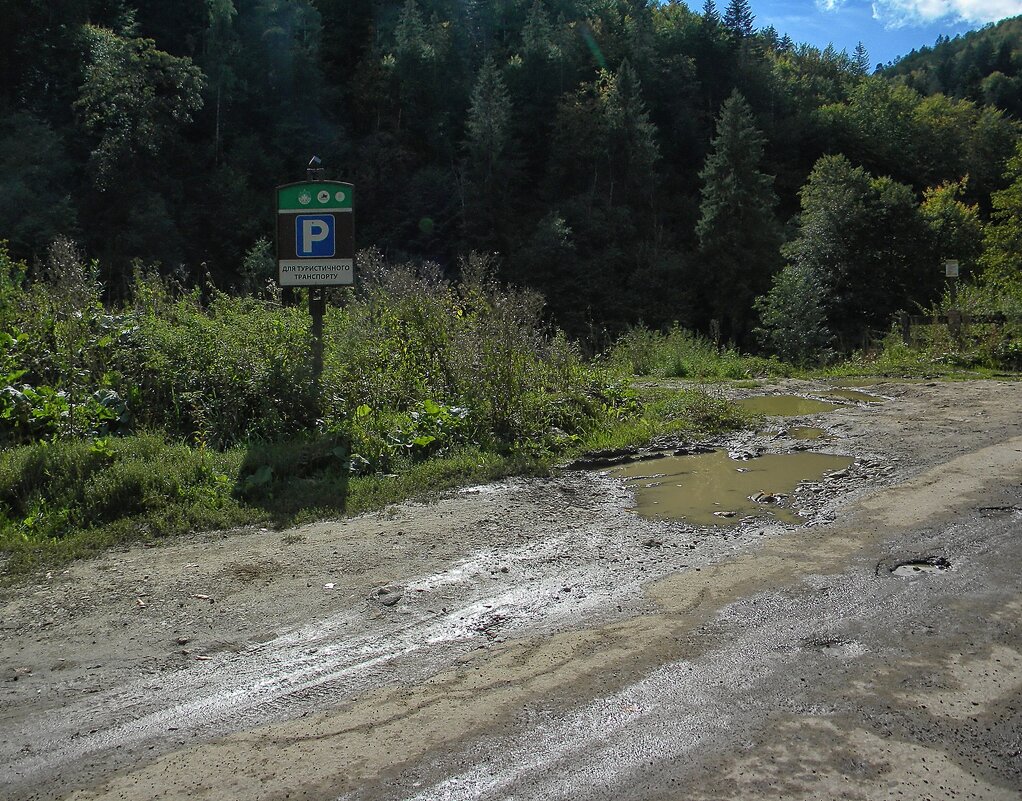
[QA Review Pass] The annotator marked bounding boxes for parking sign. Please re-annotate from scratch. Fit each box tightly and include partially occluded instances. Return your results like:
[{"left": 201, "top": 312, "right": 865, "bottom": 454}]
[
  {"left": 276, "top": 181, "right": 354, "bottom": 286},
  {"left": 296, "top": 215, "right": 335, "bottom": 257}
]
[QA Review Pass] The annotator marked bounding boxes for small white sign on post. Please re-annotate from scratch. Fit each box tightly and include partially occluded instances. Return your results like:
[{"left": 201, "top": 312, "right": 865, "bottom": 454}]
[{"left": 945, "top": 260, "right": 960, "bottom": 278}]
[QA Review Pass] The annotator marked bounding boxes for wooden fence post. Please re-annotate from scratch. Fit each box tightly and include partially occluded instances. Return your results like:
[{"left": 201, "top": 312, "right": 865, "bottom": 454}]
[
  {"left": 948, "top": 309, "right": 962, "bottom": 341},
  {"left": 899, "top": 311, "right": 911, "bottom": 345}
]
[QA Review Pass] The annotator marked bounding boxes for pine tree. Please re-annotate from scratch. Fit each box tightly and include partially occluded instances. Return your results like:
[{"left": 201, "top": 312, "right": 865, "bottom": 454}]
[
  {"left": 696, "top": 91, "right": 780, "bottom": 343},
  {"left": 522, "top": 0, "right": 558, "bottom": 62},
  {"left": 853, "top": 41, "right": 870, "bottom": 75},
  {"left": 512, "top": 0, "right": 566, "bottom": 176},
  {"left": 723, "top": 0, "right": 754, "bottom": 38},
  {"left": 701, "top": 0, "right": 721, "bottom": 27},
  {"left": 602, "top": 61, "right": 660, "bottom": 206},
  {"left": 463, "top": 57, "right": 518, "bottom": 249}
]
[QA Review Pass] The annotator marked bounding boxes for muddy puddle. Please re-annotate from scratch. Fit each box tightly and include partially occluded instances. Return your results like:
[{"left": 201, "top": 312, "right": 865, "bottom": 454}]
[
  {"left": 892, "top": 558, "right": 951, "bottom": 577},
  {"left": 736, "top": 395, "right": 842, "bottom": 416},
  {"left": 610, "top": 450, "right": 853, "bottom": 526}
]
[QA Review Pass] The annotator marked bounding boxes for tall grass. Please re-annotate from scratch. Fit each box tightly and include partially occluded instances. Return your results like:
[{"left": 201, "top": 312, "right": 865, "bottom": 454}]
[{"left": 607, "top": 325, "right": 791, "bottom": 380}]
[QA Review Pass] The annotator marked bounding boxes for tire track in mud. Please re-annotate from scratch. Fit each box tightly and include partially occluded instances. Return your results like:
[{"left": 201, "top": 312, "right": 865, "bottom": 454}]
[
  {"left": 2, "top": 474, "right": 704, "bottom": 792},
  {"left": 343, "top": 508, "right": 1022, "bottom": 801}
]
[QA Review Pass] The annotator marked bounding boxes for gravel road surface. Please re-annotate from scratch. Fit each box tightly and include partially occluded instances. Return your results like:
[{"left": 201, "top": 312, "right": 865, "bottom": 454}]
[{"left": 2, "top": 379, "right": 1021, "bottom": 801}]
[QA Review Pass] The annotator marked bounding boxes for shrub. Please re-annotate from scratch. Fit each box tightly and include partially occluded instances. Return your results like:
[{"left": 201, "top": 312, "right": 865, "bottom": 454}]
[
  {"left": 322, "top": 251, "right": 629, "bottom": 470},
  {"left": 118, "top": 274, "right": 315, "bottom": 446},
  {"left": 0, "top": 433, "right": 241, "bottom": 542}
]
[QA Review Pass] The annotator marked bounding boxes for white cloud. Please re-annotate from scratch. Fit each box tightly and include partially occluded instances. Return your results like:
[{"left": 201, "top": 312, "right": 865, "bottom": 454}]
[
  {"left": 872, "top": 0, "right": 1022, "bottom": 28},
  {"left": 816, "top": 0, "right": 848, "bottom": 12}
]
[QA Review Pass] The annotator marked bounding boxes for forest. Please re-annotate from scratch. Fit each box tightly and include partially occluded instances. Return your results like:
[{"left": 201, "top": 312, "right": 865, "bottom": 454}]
[
  {"left": 5, "top": 1, "right": 1022, "bottom": 568},
  {"left": 4, "top": 0, "right": 1022, "bottom": 348}
]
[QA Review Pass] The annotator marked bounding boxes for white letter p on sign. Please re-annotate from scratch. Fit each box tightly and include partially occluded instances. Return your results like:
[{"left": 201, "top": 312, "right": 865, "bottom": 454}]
[{"left": 301, "top": 219, "right": 330, "bottom": 255}]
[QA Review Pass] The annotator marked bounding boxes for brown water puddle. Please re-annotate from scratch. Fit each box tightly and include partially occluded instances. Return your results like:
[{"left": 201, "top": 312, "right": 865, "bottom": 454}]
[
  {"left": 736, "top": 395, "right": 841, "bottom": 416},
  {"left": 611, "top": 450, "right": 853, "bottom": 526}
]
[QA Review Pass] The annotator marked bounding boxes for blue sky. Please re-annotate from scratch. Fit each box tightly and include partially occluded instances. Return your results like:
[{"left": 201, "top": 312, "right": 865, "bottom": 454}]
[{"left": 753, "top": 0, "right": 1022, "bottom": 67}]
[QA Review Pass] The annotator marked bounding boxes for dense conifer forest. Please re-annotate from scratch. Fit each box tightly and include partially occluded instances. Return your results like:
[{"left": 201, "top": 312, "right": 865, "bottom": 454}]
[{"left": 5, "top": 0, "right": 1022, "bottom": 347}]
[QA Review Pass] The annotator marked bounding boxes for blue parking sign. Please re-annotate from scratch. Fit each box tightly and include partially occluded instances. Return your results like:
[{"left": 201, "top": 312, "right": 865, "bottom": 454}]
[{"left": 296, "top": 215, "right": 335, "bottom": 257}]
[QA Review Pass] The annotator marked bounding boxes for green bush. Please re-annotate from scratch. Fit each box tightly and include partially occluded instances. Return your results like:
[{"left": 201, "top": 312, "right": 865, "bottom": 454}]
[
  {"left": 119, "top": 276, "right": 315, "bottom": 446},
  {"left": 322, "top": 251, "right": 630, "bottom": 470},
  {"left": 0, "top": 433, "right": 242, "bottom": 542}
]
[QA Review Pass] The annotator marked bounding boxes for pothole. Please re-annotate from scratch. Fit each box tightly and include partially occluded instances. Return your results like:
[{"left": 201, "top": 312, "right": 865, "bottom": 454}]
[
  {"left": 891, "top": 557, "right": 952, "bottom": 577},
  {"left": 803, "top": 637, "right": 867, "bottom": 658},
  {"left": 736, "top": 395, "right": 841, "bottom": 416},
  {"left": 608, "top": 450, "right": 853, "bottom": 526},
  {"left": 979, "top": 506, "right": 1022, "bottom": 519}
]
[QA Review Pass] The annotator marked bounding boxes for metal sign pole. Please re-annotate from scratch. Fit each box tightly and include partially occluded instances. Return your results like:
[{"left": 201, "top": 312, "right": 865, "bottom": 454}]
[
  {"left": 944, "top": 260, "right": 961, "bottom": 342},
  {"left": 310, "top": 286, "right": 325, "bottom": 396},
  {"left": 307, "top": 156, "right": 325, "bottom": 399}
]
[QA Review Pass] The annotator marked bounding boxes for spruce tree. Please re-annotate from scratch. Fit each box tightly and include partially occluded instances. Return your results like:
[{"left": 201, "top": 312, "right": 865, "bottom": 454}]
[
  {"left": 723, "top": 0, "right": 754, "bottom": 38},
  {"left": 853, "top": 41, "right": 870, "bottom": 75},
  {"left": 696, "top": 91, "right": 781, "bottom": 343},
  {"left": 463, "top": 57, "right": 517, "bottom": 248},
  {"left": 701, "top": 0, "right": 721, "bottom": 27}
]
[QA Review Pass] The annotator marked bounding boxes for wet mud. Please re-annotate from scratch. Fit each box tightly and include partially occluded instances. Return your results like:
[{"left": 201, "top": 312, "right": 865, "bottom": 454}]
[
  {"left": 821, "top": 388, "right": 885, "bottom": 404},
  {"left": 785, "top": 426, "right": 827, "bottom": 440}
]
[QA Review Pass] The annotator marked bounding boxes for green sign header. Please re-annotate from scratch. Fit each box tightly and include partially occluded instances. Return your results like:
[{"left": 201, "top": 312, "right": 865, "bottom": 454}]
[{"left": 277, "top": 181, "right": 353, "bottom": 212}]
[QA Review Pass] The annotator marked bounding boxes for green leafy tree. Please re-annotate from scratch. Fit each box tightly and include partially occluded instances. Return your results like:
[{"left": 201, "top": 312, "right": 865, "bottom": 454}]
[
  {"left": 696, "top": 91, "right": 781, "bottom": 343},
  {"left": 980, "top": 143, "right": 1022, "bottom": 293},
  {"left": 783, "top": 154, "right": 934, "bottom": 346},
  {"left": 818, "top": 77, "right": 920, "bottom": 185},
  {"left": 820, "top": 77, "right": 1019, "bottom": 196},
  {"left": 75, "top": 24, "right": 204, "bottom": 189},
  {"left": 920, "top": 179, "right": 983, "bottom": 274}
]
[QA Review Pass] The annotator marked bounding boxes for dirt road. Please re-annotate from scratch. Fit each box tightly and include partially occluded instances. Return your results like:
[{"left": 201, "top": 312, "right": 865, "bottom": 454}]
[{"left": 2, "top": 379, "right": 1021, "bottom": 800}]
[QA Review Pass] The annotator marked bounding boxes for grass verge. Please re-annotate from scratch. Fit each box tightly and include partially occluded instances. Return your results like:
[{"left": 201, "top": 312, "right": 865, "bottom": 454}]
[{"left": 0, "top": 386, "right": 755, "bottom": 578}]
